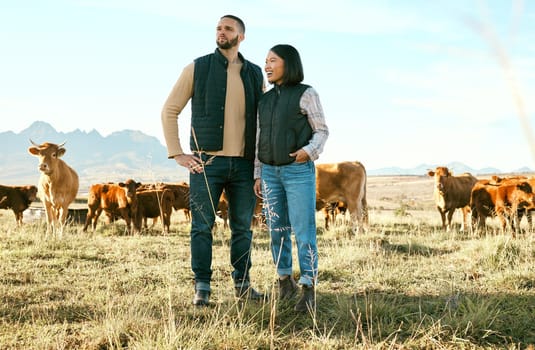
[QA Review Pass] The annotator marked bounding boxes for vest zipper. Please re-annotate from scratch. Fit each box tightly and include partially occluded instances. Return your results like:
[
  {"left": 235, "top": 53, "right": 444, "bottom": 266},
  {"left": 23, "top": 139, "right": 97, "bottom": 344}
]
[{"left": 270, "top": 85, "right": 281, "bottom": 162}]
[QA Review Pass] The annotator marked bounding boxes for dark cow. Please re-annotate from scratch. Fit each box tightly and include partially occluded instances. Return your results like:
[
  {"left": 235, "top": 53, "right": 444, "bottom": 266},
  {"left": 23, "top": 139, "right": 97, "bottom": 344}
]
[
  {"left": 28, "top": 141, "right": 79, "bottom": 234},
  {"left": 83, "top": 179, "right": 141, "bottom": 234},
  {"left": 135, "top": 189, "right": 175, "bottom": 233},
  {"left": 427, "top": 167, "right": 478, "bottom": 232},
  {"left": 135, "top": 182, "right": 191, "bottom": 224},
  {"left": 67, "top": 208, "right": 89, "bottom": 225},
  {"left": 158, "top": 182, "right": 190, "bottom": 220},
  {"left": 0, "top": 185, "right": 38, "bottom": 225},
  {"left": 316, "top": 161, "right": 368, "bottom": 233},
  {"left": 470, "top": 179, "right": 535, "bottom": 237},
  {"left": 135, "top": 183, "right": 164, "bottom": 227}
]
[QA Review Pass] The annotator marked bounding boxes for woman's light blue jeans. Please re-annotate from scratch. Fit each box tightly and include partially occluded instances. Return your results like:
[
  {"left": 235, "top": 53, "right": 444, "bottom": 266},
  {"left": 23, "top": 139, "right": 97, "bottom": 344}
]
[{"left": 260, "top": 161, "right": 318, "bottom": 287}]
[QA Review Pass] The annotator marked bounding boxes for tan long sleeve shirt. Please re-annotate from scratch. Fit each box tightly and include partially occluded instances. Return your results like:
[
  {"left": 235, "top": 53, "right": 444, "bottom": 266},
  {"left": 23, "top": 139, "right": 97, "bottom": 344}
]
[{"left": 161, "top": 61, "right": 246, "bottom": 158}]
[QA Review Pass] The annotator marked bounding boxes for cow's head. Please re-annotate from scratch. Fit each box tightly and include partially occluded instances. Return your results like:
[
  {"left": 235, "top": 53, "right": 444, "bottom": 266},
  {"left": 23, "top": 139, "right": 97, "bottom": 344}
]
[
  {"left": 428, "top": 166, "right": 451, "bottom": 193},
  {"left": 491, "top": 175, "right": 504, "bottom": 184},
  {"left": 515, "top": 181, "right": 535, "bottom": 209},
  {"left": 28, "top": 140, "right": 66, "bottom": 175},
  {"left": 118, "top": 179, "right": 142, "bottom": 199},
  {"left": 24, "top": 185, "right": 38, "bottom": 202},
  {"left": 170, "top": 185, "right": 189, "bottom": 210}
]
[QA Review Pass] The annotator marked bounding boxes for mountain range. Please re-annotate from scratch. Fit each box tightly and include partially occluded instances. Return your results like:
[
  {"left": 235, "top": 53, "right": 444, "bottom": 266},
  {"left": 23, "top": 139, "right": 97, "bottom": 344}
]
[
  {"left": 0, "top": 121, "right": 531, "bottom": 190},
  {"left": 365, "top": 163, "right": 532, "bottom": 177},
  {"left": 0, "top": 121, "right": 188, "bottom": 191}
]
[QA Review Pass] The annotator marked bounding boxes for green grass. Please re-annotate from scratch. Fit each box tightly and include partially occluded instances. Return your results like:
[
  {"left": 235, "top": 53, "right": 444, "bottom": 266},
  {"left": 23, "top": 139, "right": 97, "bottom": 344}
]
[{"left": 1, "top": 206, "right": 535, "bottom": 349}]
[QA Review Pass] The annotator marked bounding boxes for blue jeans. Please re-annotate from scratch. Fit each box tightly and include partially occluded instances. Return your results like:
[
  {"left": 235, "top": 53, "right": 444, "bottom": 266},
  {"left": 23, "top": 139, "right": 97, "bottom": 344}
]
[
  {"left": 189, "top": 154, "right": 256, "bottom": 292},
  {"left": 260, "top": 161, "right": 318, "bottom": 286}
]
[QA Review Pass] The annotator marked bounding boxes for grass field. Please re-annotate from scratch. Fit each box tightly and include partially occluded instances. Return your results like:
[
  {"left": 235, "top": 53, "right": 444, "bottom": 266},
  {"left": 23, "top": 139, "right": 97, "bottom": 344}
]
[{"left": 1, "top": 175, "right": 535, "bottom": 349}]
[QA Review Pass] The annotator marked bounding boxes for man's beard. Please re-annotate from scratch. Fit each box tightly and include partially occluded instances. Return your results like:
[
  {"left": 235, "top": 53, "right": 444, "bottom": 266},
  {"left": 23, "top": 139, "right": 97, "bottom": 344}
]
[{"left": 217, "top": 35, "right": 239, "bottom": 49}]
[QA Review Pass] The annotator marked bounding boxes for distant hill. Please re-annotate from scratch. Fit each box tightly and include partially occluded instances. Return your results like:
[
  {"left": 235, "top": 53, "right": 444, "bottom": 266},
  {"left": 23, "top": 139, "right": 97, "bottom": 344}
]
[
  {"left": 1, "top": 121, "right": 531, "bottom": 191},
  {"left": 366, "top": 162, "right": 513, "bottom": 176},
  {"left": 0, "top": 121, "right": 188, "bottom": 191}
]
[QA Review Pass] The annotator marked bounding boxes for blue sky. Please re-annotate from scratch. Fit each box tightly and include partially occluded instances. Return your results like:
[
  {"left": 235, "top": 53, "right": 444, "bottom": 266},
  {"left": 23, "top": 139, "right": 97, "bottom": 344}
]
[{"left": 1, "top": 0, "right": 534, "bottom": 172}]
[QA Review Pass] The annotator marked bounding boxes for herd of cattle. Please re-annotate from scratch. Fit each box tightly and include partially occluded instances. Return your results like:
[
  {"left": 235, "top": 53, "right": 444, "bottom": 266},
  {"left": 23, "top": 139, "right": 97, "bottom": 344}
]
[
  {"left": 427, "top": 166, "right": 535, "bottom": 237},
  {"left": 0, "top": 141, "right": 368, "bottom": 235},
  {"left": 0, "top": 141, "right": 533, "bottom": 237}
]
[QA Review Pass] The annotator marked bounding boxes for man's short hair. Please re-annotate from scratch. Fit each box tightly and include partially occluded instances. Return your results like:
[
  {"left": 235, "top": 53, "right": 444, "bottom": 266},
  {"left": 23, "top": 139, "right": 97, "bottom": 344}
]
[{"left": 221, "top": 14, "right": 245, "bottom": 33}]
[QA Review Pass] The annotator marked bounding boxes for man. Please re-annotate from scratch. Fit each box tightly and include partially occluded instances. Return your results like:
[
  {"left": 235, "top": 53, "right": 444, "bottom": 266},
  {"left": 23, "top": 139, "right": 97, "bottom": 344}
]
[{"left": 161, "top": 15, "right": 264, "bottom": 306}]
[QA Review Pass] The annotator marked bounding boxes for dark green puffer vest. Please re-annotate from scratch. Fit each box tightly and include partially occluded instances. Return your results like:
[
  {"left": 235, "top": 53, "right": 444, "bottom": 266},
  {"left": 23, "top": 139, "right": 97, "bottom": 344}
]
[
  {"left": 191, "top": 49, "right": 263, "bottom": 160},
  {"left": 257, "top": 83, "right": 312, "bottom": 165}
]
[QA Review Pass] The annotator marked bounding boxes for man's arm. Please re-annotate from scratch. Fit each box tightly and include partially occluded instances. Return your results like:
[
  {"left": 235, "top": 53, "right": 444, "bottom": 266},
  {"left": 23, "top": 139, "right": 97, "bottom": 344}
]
[{"left": 161, "top": 62, "right": 195, "bottom": 158}]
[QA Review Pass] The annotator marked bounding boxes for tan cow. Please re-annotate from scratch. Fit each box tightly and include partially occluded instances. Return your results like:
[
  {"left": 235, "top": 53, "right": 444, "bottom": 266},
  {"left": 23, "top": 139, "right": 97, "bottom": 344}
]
[
  {"left": 316, "top": 161, "right": 368, "bottom": 233},
  {"left": 427, "top": 167, "right": 478, "bottom": 232},
  {"left": 470, "top": 179, "right": 535, "bottom": 237},
  {"left": 28, "top": 141, "right": 79, "bottom": 235},
  {"left": 0, "top": 185, "right": 38, "bottom": 225},
  {"left": 83, "top": 179, "right": 141, "bottom": 234}
]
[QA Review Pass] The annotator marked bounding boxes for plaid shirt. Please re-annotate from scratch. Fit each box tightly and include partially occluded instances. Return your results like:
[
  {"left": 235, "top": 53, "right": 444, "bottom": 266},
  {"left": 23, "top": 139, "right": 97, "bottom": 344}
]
[{"left": 254, "top": 86, "right": 329, "bottom": 179}]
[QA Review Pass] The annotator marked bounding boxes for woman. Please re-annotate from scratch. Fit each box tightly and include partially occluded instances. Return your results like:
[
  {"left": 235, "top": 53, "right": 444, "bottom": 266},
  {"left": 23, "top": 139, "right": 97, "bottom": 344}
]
[{"left": 254, "top": 44, "right": 329, "bottom": 312}]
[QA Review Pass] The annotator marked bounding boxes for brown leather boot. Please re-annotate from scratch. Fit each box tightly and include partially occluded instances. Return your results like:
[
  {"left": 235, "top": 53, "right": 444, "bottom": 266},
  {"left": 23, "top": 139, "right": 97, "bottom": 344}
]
[
  {"left": 294, "top": 285, "right": 315, "bottom": 312},
  {"left": 235, "top": 286, "right": 266, "bottom": 301},
  {"left": 278, "top": 275, "right": 298, "bottom": 300}
]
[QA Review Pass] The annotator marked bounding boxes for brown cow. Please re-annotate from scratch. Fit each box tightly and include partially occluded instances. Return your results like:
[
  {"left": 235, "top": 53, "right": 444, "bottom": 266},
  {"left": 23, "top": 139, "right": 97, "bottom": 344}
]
[
  {"left": 316, "top": 161, "right": 368, "bottom": 233},
  {"left": 135, "top": 189, "right": 175, "bottom": 233},
  {"left": 522, "top": 177, "right": 535, "bottom": 229},
  {"left": 216, "top": 191, "right": 263, "bottom": 230},
  {"left": 28, "top": 141, "right": 79, "bottom": 234},
  {"left": 215, "top": 191, "right": 229, "bottom": 229},
  {"left": 158, "top": 182, "right": 190, "bottom": 220},
  {"left": 83, "top": 179, "right": 141, "bottom": 234},
  {"left": 427, "top": 167, "right": 478, "bottom": 232},
  {"left": 135, "top": 183, "right": 163, "bottom": 227},
  {"left": 492, "top": 176, "right": 535, "bottom": 229},
  {"left": 490, "top": 175, "right": 527, "bottom": 184},
  {"left": 470, "top": 179, "right": 535, "bottom": 237},
  {"left": 134, "top": 182, "right": 191, "bottom": 225},
  {"left": 318, "top": 201, "right": 347, "bottom": 230},
  {"left": 0, "top": 185, "right": 38, "bottom": 225},
  {"left": 485, "top": 175, "right": 532, "bottom": 226},
  {"left": 252, "top": 196, "right": 264, "bottom": 228}
]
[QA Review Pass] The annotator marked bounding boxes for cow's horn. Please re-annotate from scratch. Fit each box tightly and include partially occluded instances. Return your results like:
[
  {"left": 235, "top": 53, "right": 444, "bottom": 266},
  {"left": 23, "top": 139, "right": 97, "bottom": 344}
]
[
  {"left": 29, "top": 139, "right": 40, "bottom": 147},
  {"left": 58, "top": 141, "right": 67, "bottom": 148}
]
